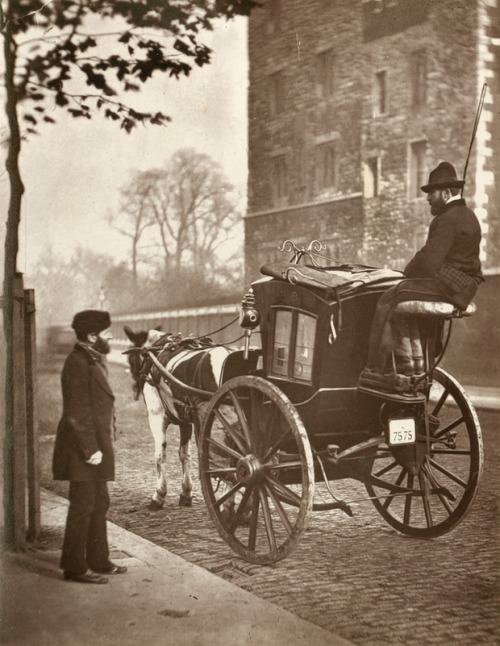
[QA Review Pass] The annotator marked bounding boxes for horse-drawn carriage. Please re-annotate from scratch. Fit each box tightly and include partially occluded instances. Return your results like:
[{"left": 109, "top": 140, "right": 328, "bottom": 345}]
[{"left": 126, "top": 241, "right": 483, "bottom": 565}]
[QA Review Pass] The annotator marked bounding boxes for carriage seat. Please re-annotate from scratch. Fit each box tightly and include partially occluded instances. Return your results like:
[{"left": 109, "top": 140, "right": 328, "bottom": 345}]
[{"left": 394, "top": 301, "right": 476, "bottom": 319}]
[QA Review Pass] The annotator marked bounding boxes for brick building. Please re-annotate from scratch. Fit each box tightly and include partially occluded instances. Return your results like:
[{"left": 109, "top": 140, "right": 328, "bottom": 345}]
[{"left": 244, "top": 0, "right": 499, "bottom": 281}]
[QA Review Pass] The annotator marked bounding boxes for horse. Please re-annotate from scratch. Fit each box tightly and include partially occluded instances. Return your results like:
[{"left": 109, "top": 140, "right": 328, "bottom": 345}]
[{"left": 123, "top": 325, "right": 234, "bottom": 510}]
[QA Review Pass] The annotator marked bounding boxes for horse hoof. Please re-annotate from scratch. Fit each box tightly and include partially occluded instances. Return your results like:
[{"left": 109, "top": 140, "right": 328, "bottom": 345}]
[
  {"left": 147, "top": 499, "right": 164, "bottom": 511},
  {"left": 178, "top": 494, "right": 192, "bottom": 507}
]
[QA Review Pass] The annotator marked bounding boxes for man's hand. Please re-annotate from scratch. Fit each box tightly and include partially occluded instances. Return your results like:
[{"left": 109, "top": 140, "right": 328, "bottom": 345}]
[{"left": 86, "top": 451, "right": 103, "bottom": 465}]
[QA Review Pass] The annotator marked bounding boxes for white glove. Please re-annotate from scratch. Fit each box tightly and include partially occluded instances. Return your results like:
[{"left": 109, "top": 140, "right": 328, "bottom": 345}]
[{"left": 86, "top": 451, "right": 103, "bottom": 465}]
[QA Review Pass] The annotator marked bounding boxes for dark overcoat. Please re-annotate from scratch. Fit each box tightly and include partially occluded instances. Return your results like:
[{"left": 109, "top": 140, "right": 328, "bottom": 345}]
[
  {"left": 404, "top": 199, "right": 482, "bottom": 280},
  {"left": 53, "top": 344, "right": 115, "bottom": 481},
  {"left": 404, "top": 199, "right": 483, "bottom": 309}
]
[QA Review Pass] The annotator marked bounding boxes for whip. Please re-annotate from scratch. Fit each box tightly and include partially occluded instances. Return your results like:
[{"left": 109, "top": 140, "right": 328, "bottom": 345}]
[{"left": 461, "top": 82, "right": 488, "bottom": 196}]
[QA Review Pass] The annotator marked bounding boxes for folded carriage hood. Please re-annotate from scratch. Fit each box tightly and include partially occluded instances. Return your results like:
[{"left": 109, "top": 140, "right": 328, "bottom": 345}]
[{"left": 257, "top": 262, "right": 402, "bottom": 302}]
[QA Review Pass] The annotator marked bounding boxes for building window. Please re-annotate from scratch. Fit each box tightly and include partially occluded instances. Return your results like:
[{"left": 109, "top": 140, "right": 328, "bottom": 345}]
[
  {"left": 266, "top": 0, "right": 281, "bottom": 34},
  {"left": 409, "top": 141, "right": 427, "bottom": 199},
  {"left": 272, "top": 155, "right": 288, "bottom": 201},
  {"left": 410, "top": 49, "right": 427, "bottom": 108},
  {"left": 363, "top": 157, "right": 379, "bottom": 198},
  {"left": 373, "top": 70, "right": 387, "bottom": 116},
  {"left": 316, "top": 50, "right": 335, "bottom": 99},
  {"left": 269, "top": 71, "right": 285, "bottom": 117},
  {"left": 316, "top": 143, "right": 336, "bottom": 190}
]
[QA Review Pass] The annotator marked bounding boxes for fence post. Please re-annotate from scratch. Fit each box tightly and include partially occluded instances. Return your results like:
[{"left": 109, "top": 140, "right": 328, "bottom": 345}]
[
  {"left": 10, "top": 274, "right": 27, "bottom": 548},
  {"left": 25, "top": 288, "right": 40, "bottom": 541}
]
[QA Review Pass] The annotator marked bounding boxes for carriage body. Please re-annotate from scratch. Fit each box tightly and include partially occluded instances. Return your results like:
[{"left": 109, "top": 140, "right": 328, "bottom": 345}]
[{"left": 251, "top": 272, "right": 392, "bottom": 450}]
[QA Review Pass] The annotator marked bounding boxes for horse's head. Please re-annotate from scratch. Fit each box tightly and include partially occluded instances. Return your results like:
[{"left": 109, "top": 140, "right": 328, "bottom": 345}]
[{"left": 123, "top": 325, "right": 164, "bottom": 400}]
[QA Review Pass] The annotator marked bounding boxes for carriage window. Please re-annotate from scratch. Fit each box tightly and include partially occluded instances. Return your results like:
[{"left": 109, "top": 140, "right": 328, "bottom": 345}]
[
  {"left": 271, "top": 310, "right": 292, "bottom": 377},
  {"left": 293, "top": 314, "right": 316, "bottom": 381},
  {"left": 270, "top": 308, "right": 317, "bottom": 383}
]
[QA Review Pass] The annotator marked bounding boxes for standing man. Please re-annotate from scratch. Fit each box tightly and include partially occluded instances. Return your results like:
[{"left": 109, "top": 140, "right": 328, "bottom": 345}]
[
  {"left": 359, "top": 161, "right": 483, "bottom": 387},
  {"left": 53, "top": 309, "right": 127, "bottom": 583}
]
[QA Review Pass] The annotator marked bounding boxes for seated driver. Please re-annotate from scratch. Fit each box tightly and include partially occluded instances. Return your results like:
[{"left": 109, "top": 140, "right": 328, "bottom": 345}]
[{"left": 359, "top": 161, "right": 483, "bottom": 385}]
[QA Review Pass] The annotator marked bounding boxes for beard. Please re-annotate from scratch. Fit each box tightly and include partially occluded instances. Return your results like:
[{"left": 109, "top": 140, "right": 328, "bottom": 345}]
[
  {"left": 430, "top": 196, "right": 446, "bottom": 216},
  {"left": 92, "top": 336, "right": 111, "bottom": 355}
]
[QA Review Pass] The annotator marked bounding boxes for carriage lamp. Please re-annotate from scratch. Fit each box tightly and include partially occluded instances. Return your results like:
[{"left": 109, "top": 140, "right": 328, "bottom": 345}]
[{"left": 239, "top": 289, "right": 260, "bottom": 360}]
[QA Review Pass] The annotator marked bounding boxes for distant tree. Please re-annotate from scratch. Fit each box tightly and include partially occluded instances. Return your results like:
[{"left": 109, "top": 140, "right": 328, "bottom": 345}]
[
  {"left": 148, "top": 148, "right": 239, "bottom": 274},
  {"left": 112, "top": 148, "right": 242, "bottom": 307},
  {"left": 108, "top": 170, "right": 158, "bottom": 285}
]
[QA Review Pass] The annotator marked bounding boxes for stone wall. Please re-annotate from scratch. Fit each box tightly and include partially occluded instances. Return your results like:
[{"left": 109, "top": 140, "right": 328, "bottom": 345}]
[{"left": 245, "top": 0, "right": 498, "bottom": 277}]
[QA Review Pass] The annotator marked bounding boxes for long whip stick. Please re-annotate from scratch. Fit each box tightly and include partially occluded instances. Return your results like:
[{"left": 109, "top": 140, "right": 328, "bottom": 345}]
[{"left": 461, "top": 82, "right": 488, "bottom": 196}]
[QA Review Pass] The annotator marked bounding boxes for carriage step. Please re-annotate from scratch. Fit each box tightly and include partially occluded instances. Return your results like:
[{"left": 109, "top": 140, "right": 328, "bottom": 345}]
[{"left": 357, "top": 369, "right": 427, "bottom": 400}]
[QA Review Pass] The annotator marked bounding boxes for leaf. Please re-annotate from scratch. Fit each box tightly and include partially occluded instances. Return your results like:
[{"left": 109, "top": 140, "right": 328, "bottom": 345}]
[
  {"left": 121, "top": 118, "right": 136, "bottom": 133},
  {"left": 43, "top": 116, "right": 56, "bottom": 124},
  {"left": 55, "top": 93, "right": 69, "bottom": 107},
  {"left": 105, "top": 109, "right": 120, "bottom": 121},
  {"left": 79, "top": 37, "right": 97, "bottom": 52},
  {"left": 24, "top": 114, "right": 37, "bottom": 125}
]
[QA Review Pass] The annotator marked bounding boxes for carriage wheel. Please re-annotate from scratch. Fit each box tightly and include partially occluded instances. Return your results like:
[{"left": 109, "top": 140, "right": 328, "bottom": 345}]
[
  {"left": 198, "top": 376, "right": 314, "bottom": 564},
  {"left": 365, "top": 367, "right": 483, "bottom": 538}
]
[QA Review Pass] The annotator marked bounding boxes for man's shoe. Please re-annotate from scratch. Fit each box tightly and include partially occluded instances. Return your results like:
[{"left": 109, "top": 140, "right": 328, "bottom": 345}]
[
  {"left": 93, "top": 563, "right": 128, "bottom": 575},
  {"left": 63, "top": 569, "right": 108, "bottom": 584}
]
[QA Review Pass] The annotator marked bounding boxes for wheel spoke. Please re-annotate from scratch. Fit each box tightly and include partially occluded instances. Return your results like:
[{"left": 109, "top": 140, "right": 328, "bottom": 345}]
[
  {"left": 229, "top": 390, "right": 253, "bottom": 451},
  {"left": 422, "top": 461, "right": 454, "bottom": 515},
  {"left": 266, "top": 459, "right": 303, "bottom": 471},
  {"left": 205, "top": 465, "right": 237, "bottom": 477},
  {"left": 261, "top": 427, "right": 292, "bottom": 463},
  {"left": 418, "top": 471, "right": 433, "bottom": 527},
  {"left": 428, "top": 457, "right": 468, "bottom": 488},
  {"left": 374, "top": 459, "right": 399, "bottom": 478},
  {"left": 382, "top": 467, "right": 407, "bottom": 510},
  {"left": 206, "top": 436, "right": 243, "bottom": 461},
  {"left": 264, "top": 481, "right": 293, "bottom": 534},
  {"left": 433, "top": 415, "right": 464, "bottom": 440},
  {"left": 214, "top": 408, "right": 248, "bottom": 454},
  {"left": 228, "top": 485, "right": 254, "bottom": 534},
  {"left": 258, "top": 486, "right": 277, "bottom": 553},
  {"left": 263, "top": 400, "right": 279, "bottom": 436},
  {"left": 403, "top": 472, "right": 414, "bottom": 525},
  {"left": 266, "top": 473, "right": 303, "bottom": 506},
  {"left": 431, "top": 386, "right": 449, "bottom": 416},
  {"left": 248, "top": 489, "right": 260, "bottom": 551},
  {"left": 213, "top": 480, "right": 244, "bottom": 508}
]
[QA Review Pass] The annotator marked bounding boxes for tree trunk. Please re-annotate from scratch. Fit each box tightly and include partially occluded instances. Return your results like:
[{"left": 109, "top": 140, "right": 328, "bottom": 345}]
[{"left": 3, "top": 10, "right": 26, "bottom": 548}]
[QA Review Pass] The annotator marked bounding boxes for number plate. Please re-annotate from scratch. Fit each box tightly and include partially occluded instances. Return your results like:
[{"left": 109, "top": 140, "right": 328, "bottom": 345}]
[{"left": 388, "top": 418, "right": 416, "bottom": 445}]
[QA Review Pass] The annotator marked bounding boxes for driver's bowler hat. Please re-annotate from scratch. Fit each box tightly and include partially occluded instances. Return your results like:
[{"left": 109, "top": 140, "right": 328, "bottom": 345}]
[{"left": 421, "top": 162, "right": 465, "bottom": 193}]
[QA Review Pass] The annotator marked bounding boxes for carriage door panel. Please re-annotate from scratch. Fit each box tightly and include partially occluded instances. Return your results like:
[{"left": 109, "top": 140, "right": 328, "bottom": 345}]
[{"left": 270, "top": 307, "right": 317, "bottom": 384}]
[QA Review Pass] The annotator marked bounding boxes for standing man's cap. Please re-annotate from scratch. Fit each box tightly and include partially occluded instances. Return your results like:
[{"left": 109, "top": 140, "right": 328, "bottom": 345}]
[
  {"left": 421, "top": 161, "right": 465, "bottom": 193},
  {"left": 72, "top": 310, "right": 111, "bottom": 336}
]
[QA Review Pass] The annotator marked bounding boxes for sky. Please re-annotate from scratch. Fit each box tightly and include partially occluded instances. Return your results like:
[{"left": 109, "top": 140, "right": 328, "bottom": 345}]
[{"left": 1, "top": 16, "right": 249, "bottom": 276}]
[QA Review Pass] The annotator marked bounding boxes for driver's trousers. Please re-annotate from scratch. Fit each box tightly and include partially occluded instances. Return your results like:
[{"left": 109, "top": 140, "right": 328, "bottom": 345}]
[{"left": 366, "top": 278, "right": 451, "bottom": 375}]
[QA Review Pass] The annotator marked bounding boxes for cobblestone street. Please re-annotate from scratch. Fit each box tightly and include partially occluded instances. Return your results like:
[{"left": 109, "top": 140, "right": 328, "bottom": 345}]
[{"left": 39, "top": 355, "right": 500, "bottom": 645}]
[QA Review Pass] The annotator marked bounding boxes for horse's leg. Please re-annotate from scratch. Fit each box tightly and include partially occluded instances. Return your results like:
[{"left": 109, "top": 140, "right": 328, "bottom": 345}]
[
  {"left": 143, "top": 384, "right": 168, "bottom": 511},
  {"left": 178, "top": 423, "right": 193, "bottom": 507}
]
